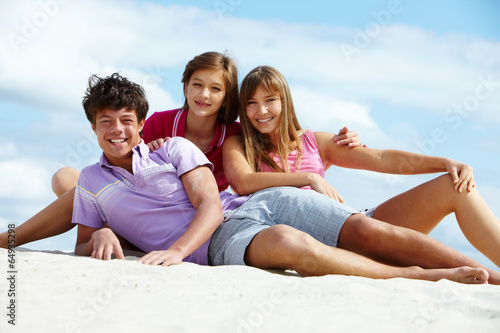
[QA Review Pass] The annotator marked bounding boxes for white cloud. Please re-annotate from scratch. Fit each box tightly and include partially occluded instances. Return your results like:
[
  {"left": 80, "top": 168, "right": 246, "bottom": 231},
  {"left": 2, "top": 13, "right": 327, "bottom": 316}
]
[
  {"left": 291, "top": 85, "right": 395, "bottom": 147},
  {"left": 0, "top": 217, "right": 9, "bottom": 231},
  {"left": 292, "top": 86, "right": 376, "bottom": 128},
  {"left": 0, "top": 159, "right": 53, "bottom": 200},
  {"left": 0, "top": 142, "right": 17, "bottom": 156},
  {"left": 1, "top": 2, "right": 499, "bottom": 125}
]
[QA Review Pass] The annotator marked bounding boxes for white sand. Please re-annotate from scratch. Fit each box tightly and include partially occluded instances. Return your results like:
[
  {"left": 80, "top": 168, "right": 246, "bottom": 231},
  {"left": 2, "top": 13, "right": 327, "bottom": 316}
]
[{"left": 1, "top": 248, "right": 500, "bottom": 333}]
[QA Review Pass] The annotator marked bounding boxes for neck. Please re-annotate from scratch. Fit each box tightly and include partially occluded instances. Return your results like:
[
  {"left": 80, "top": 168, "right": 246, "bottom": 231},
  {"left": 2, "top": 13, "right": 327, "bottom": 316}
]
[
  {"left": 105, "top": 153, "right": 134, "bottom": 174},
  {"left": 267, "top": 130, "right": 280, "bottom": 151},
  {"left": 185, "top": 111, "right": 218, "bottom": 151},
  {"left": 104, "top": 138, "right": 141, "bottom": 175}
]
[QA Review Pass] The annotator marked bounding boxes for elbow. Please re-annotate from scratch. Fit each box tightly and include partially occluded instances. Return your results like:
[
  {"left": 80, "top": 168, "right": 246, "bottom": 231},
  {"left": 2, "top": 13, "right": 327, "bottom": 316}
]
[
  {"left": 228, "top": 178, "right": 252, "bottom": 196},
  {"left": 74, "top": 238, "right": 93, "bottom": 257},
  {"left": 74, "top": 244, "right": 86, "bottom": 257},
  {"left": 216, "top": 209, "right": 224, "bottom": 225},
  {"left": 203, "top": 197, "right": 224, "bottom": 224}
]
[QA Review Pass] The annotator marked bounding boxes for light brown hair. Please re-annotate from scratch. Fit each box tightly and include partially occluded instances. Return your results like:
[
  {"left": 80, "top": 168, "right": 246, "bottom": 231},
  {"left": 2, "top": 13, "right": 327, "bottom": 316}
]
[
  {"left": 239, "top": 66, "right": 303, "bottom": 172},
  {"left": 182, "top": 51, "right": 239, "bottom": 124}
]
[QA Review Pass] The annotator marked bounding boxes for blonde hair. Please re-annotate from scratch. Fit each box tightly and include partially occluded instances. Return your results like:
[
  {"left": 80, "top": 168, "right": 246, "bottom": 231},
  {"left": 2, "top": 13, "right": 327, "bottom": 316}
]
[{"left": 239, "top": 66, "right": 303, "bottom": 172}]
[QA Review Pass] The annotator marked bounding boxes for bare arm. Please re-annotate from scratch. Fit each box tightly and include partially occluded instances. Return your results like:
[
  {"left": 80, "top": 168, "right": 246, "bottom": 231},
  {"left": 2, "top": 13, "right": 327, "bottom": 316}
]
[
  {"left": 315, "top": 131, "right": 475, "bottom": 192},
  {"left": 222, "top": 136, "right": 345, "bottom": 201},
  {"left": 138, "top": 165, "right": 223, "bottom": 266},
  {"left": 75, "top": 224, "right": 125, "bottom": 260}
]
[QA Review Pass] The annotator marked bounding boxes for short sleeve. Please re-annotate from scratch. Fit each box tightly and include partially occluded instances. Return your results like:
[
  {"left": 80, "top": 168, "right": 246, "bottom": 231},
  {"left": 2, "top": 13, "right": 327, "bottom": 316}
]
[
  {"left": 163, "top": 137, "right": 213, "bottom": 177},
  {"left": 72, "top": 168, "right": 106, "bottom": 229}
]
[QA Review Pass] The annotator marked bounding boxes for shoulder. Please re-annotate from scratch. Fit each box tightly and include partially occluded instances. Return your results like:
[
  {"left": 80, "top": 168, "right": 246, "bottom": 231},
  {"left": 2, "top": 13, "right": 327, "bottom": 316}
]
[
  {"left": 143, "top": 109, "right": 182, "bottom": 142},
  {"left": 144, "top": 109, "right": 183, "bottom": 126},
  {"left": 164, "top": 137, "right": 203, "bottom": 157},
  {"left": 77, "top": 162, "right": 106, "bottom": 191},
  {"left": 300, "top": 129, "right": 315, "bottom": 140},
  {"left": 312, "top": 131, "right": 336, "bottom": 143},
  {"left": 166, "top": 136, "right": 195, "bottom": 147},
  {"left": 163, "top": 137, "right": 213, "bottom": 174},
  {"left": 80, "top": 162, "right": 102, "bottom": 179},
  {"left": 222, "top": 134, "right": 243, "bottom": 150},
  {"left": 148, "top": 108, "right": 182, "bottom": 119},
  {"left": 226, "top": 121, "right": 241, "bottom": 136},
  {"left": 312, "top": 131, "right": 340, "bottom": 155}
]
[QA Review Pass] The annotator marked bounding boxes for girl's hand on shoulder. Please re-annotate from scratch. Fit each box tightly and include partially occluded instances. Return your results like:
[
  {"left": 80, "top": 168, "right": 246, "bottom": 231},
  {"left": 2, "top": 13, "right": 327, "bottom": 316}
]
[
  {"left": 334, "top": 126, "right": 366, "bottom": 148},
  {"left": 309, "top": 174, "right": 345, "bottom": 203},
  {"left": 445, "top": 159, "right": 475, "bottom": 192},
  {"left": 147, "top": 137, "right": 171, "bottom": 151}
]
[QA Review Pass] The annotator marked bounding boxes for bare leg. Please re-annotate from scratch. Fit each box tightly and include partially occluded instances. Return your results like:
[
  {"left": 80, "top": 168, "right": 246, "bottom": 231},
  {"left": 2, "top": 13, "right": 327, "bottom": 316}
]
[
  {"left": 338, "top": 214, "right": 500, "bottom": 284},
  {"left": 244, "top": 225, "right": 489, "bottom": 284},
  {"left": 0, "top": 167, "right": 139, "bottom": 251},
  {"left": 0, "top": 187, "right": 76, "bottom": 248},
  {"left": 373, "top": 174, "right": 500, "bottom": 268},
  {"left": 52, "top": 167, "right": 80, "bottom": 197},
  {"left": 0, "top": 167, "right": 79, "bottom": 249}
]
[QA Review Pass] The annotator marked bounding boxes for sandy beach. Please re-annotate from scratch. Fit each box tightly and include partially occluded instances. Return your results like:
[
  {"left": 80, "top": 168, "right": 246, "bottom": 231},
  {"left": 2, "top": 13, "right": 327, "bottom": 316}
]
[{"left": 1, "top": 248, "right": 499, "bottom": 333}]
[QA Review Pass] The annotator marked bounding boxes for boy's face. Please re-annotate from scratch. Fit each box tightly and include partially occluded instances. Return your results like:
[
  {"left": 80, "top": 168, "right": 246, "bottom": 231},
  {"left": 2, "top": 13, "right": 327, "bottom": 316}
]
[{"left": 91, "top": 107, "right": 145, "bottom": 168}]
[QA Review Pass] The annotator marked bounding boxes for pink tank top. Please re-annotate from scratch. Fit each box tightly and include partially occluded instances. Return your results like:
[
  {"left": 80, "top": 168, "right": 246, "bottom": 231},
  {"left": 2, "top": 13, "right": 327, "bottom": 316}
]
[{"left": 259, "top": 130, "right": 326, "bottom": 178}]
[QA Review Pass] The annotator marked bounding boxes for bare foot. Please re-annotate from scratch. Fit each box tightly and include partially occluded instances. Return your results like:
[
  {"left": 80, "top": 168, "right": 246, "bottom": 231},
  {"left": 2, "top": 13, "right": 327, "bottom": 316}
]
[
  {"left": 485, "top": 268, "right": 500, "bottom": 285},
  {"left": 437, "top": 266, "right": 489, "bottom": 284},
  {"left": 406, "top": 266, "right": 488, "bottom": 284}
]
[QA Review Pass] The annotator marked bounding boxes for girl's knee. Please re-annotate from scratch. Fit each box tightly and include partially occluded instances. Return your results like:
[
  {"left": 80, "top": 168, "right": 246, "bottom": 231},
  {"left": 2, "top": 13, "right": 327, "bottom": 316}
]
[{"left": 434, "top": 174, "right": 475, "bottom": 200}]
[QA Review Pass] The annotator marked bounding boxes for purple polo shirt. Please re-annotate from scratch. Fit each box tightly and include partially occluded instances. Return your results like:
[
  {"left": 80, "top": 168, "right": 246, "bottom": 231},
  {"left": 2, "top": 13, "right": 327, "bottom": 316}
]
[{"left": 72, "top": 137, "right": 243, "bottom": 265}]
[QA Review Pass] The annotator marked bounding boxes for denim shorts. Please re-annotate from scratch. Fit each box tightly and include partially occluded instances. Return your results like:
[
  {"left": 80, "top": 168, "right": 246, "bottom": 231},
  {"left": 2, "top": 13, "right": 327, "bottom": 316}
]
[{"left": 208, "top": 187, "right": 362, "bottom": 266}]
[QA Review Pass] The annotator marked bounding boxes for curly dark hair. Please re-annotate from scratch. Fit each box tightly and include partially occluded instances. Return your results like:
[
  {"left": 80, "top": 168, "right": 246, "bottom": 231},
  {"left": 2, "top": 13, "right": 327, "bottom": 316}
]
[{"left": 82, "top": 73, "right": 149, "bottom": 125}]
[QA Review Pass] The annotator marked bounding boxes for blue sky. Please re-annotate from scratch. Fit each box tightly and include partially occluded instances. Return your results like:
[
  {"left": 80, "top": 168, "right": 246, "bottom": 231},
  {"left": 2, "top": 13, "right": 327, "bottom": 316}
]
[{"left": 0, "top": 0, "right": 499, "bottom": 269}]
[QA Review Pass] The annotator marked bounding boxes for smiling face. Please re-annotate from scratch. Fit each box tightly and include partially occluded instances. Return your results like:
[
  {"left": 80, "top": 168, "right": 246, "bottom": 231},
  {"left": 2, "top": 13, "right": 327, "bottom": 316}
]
[
  {"left": 91, "top": 107, "right": 144, "bottom": 170},
  {"left": 245, "top": 85, "right": 282, "bottom": 143},
  {"left": 184, "top": 68, "right": 226, "bottom": 121}
]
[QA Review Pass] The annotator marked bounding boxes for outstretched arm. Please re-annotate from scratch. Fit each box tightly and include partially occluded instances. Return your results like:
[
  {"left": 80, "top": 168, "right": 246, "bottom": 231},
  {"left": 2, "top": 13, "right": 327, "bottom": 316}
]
[
  {"left": 315, "top": 131, "right": 475, "bottom": 192},
  {"left": 138, "top": 165, "right": 223, "bottom": 266}
]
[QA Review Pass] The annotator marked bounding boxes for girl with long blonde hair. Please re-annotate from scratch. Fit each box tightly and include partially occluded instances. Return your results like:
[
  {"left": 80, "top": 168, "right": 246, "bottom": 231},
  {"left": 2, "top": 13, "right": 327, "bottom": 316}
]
[{"left": 222, "top": 65, "right": 500, "bottom": 272}]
